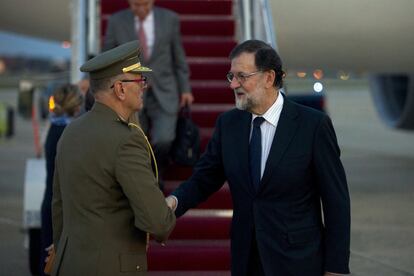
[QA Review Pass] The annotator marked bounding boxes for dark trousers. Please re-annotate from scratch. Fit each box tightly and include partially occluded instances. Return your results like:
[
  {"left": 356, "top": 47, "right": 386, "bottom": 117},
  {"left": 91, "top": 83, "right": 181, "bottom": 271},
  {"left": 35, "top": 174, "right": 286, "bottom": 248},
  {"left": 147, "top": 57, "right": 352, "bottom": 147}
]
[{"left": 139, "top": 89, "right": 178, "bottom": 190}]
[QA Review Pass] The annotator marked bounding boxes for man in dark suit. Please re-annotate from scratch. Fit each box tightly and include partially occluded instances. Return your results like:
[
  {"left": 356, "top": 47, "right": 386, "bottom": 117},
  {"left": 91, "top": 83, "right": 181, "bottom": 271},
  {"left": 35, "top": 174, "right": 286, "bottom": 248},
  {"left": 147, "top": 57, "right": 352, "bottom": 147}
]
[
  {"left": 166, "top": 40, "right": 350, "bottom": 275},
  {"left": 103, "top": 0, "right": 193, "bottom": 183},
  {"left": 51, "top": 41, "right": 176, "bottom": 276}
]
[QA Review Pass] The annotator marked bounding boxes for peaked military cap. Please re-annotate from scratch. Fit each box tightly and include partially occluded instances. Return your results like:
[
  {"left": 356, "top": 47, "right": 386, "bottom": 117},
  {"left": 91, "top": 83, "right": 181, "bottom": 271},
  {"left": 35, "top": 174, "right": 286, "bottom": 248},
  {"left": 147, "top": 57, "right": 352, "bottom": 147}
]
[{"left": 80, "top": 40, "right": 152, "bottom": 80}]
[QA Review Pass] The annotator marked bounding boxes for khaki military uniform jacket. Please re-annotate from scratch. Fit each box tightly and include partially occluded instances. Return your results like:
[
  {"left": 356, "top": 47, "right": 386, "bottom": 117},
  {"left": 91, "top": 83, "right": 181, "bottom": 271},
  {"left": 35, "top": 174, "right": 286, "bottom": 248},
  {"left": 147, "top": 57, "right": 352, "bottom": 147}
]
[{"left": 51, "top": 102, "right": 175, "bottom": 276}]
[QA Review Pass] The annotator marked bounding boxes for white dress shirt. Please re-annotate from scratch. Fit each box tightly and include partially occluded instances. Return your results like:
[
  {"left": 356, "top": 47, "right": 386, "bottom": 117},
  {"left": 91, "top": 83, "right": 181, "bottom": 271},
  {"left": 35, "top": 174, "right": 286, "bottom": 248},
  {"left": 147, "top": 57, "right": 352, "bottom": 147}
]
[
  {"left": 134, "top": 11, "right": 155, "bottom": 56},
  {"left": 250, "top": 91, "right": 284, "bottom": 179}
]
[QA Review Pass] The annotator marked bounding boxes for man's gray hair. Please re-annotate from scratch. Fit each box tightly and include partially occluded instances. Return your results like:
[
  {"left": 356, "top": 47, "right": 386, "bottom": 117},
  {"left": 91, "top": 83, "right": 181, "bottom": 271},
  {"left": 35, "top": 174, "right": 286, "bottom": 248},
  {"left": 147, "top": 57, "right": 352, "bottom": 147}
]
[{"left": 89, "top": 74, "right": 122, "bottom": 95}]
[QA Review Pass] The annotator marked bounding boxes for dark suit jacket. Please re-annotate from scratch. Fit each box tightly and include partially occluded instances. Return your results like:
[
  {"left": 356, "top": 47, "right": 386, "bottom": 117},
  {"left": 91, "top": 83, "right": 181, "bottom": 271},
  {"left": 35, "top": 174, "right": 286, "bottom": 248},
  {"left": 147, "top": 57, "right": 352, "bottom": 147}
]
[
  {"left": 103, "top": 7, "right": 191, "bottom": 114},
  {"left": 51, "top": 103, "right": 176, "bottom": 275},
  {"left": 173, "top": 97, "right": 350, "bottom": 275}
]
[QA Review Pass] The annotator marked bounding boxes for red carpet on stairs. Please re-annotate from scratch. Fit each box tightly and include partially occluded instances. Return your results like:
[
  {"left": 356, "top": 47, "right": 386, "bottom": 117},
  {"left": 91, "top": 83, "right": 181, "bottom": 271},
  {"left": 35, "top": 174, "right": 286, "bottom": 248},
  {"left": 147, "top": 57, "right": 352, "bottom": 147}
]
[
  {"left": 170, "top": 212, "right": 231, "bottom": 240},
  {"left": 188, "top": 57, "right": 230, "bottom": 80},
  {"left": 148, "top": 240, "right": 231, "bottom": 271},
  {"left": 191, "top": 81, "right": 234, "bottom": 104},
  {"left": 183, "top": 38, "right": 236, "bottom": 58},
  {"left": 101, "top": 0, "right": 236, "bottom": 273},
  {"left": 164, "top": 182, "right": 233, "bottom": 210}
]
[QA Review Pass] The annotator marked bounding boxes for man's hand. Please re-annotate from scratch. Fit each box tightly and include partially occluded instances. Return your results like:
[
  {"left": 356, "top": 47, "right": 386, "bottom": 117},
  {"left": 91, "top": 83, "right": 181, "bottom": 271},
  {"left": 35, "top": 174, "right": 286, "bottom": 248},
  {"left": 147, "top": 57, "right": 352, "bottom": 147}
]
[
  {"left": 44, "top": 244, "right": 56, "bottom": 274},
  {"left": 180, "top": 93, "right": 194, "bottom": 108},
  {"left": 44, "top": 244, "right": 54, "bottom": 263},
  {"left": 165, "top": 196, "right": 177, "bottom": 211}
]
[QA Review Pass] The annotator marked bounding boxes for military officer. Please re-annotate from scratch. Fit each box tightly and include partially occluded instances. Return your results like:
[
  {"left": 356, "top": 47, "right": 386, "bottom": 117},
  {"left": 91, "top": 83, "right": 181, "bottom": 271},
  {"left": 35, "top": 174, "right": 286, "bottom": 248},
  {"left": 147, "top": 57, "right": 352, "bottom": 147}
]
[{"left": 51, "top": 41, "right": 176, "bottom": 276}]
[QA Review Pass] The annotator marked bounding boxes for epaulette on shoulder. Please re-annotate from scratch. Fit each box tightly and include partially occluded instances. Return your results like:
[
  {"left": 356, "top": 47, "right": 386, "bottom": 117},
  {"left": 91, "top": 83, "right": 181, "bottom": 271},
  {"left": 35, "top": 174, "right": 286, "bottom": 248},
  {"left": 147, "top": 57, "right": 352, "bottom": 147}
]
[{"left": 127, "top": 122, "right": 159, "bottom": 182}]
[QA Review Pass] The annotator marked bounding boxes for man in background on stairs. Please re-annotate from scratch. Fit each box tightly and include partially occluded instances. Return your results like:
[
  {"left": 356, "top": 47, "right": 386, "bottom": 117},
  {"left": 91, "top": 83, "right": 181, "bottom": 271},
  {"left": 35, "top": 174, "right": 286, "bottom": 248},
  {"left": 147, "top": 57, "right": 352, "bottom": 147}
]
[
  {"left": 50, "top": 41, "right": 176, "bottom": 275},
  {"left": 166, "top": 40, "right": 350, "bottom": 275},
  {"left": 103, "top": 0, "right": 193, "bottom": 189}
]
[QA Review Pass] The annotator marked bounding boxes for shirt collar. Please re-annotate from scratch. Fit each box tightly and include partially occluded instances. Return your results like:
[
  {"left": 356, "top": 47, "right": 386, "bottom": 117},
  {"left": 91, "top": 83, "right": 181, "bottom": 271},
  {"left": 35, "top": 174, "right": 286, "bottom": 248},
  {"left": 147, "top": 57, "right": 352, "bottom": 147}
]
[
  {"left": 251, "top": 91, "right": 284, "bottom": 127},
  {"left": 134, "top": 10, "right": 154, "bottom": 24}
]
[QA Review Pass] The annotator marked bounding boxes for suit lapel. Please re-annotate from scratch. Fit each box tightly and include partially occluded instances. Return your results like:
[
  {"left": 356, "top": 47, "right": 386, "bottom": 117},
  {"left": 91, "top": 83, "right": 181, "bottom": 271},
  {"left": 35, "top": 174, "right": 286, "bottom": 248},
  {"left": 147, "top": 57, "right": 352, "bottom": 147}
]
[
  {"left": 259, "top": 98, "right": 300, "bottom": 190},
  {"left": 124, "top": 11, "right": 136, "bottom": 41},
  {"left": 232, "top": 111, "right": 255, "bottom": 194},
  {"left": 150, "top": 8, "right": 162, "bottom": 63}
]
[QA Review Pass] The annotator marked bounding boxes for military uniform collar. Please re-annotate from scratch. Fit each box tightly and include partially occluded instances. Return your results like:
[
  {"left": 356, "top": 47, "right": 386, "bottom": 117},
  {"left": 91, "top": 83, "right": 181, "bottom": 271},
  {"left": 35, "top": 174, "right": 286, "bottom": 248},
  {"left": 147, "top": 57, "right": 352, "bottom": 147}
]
[{"left": 91, "top": 102, "right": 130, "bottom": 126}]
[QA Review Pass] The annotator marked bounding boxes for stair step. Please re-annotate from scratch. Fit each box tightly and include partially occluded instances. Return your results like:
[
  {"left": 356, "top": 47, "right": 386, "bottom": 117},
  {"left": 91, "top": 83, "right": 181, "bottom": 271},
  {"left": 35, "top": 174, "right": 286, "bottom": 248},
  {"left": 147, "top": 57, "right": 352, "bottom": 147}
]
[
  {"left": 164, "top": 182, "right": 232, "bottom": 209},
  {"left": 189, "top": 58, "right": 230, "bottom": 81},
  {"left": 191, "top": 81, "right": 234, "bottom": 104},
  {"left": 181, "top": 16, "right": 235, "bottom": 37},
  {"left": 183, "top": 37, "right": 236, "bottom": 57},
  {"left": 148, "top": 240, "right": 230, "bottom": 271},
  {"left": 101, "top": 0, "right": 232, "bottom": 16},
  {"left": 100, "top": 0, "right": 127, "bottom": 14},
  {"left": 164, "top": 165, "right": 192, "bottom": 181},
  {"left": 170, "top": 209, "right": 232, "bottom": 239},
  {"left": 191, "top": 104, "right": 231, "bottom": 128},
  {"left": 157, "top": 0, "right": 232, "bottom": 16}
]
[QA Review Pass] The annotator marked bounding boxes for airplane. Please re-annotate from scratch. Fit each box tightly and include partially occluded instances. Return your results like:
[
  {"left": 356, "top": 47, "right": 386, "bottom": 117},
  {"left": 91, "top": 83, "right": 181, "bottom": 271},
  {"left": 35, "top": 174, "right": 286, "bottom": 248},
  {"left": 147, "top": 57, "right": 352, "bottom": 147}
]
[{"left": 1, "top": 0, "right": 413, "bottom": 130}]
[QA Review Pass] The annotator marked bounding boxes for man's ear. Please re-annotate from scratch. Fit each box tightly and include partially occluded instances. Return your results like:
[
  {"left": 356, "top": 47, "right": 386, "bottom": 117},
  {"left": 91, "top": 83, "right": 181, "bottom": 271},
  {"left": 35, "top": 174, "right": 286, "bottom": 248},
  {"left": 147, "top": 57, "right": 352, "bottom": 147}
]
[
  {"left": 113, "top": 83, "right": 126, "bottom": 100},
  {"left": 265, "top": 70, "right": 276, "bottom": 89}
]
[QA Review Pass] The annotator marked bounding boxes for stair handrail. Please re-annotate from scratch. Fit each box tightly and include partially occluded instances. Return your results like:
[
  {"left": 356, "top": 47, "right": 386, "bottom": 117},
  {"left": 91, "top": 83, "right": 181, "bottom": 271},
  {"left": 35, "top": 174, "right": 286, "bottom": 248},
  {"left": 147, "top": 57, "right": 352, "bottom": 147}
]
[{"left": 238, "top": 0, "right": 278, "bottom": 50}]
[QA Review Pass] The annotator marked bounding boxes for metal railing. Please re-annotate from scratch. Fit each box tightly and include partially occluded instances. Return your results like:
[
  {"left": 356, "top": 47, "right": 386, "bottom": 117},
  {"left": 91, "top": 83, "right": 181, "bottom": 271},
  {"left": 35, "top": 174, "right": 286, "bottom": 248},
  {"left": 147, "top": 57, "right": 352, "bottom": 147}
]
[
  {"left": 70, "top": 0, "right": 101, "bottom": 84},
  {"left": 238, "top": 0, "right": 278, "bottom": 50}
]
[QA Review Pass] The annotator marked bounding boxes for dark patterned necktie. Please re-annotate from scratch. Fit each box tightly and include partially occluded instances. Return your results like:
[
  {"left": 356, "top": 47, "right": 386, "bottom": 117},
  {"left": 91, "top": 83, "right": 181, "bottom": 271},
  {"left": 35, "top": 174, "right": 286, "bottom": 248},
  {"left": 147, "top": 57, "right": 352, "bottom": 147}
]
[{"left": 249, "top": 117, "right": 265, "bottom": 191}]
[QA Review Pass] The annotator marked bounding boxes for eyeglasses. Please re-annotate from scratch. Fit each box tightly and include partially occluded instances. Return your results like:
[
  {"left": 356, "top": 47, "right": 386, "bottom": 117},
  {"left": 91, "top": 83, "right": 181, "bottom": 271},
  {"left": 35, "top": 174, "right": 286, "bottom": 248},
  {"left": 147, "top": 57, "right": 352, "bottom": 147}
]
[
  {"left": 110, "top": 76, "right": 148, "bottom": 89},
  {"left": 226, "top": 71, "right": 262, "bottom": 83}
]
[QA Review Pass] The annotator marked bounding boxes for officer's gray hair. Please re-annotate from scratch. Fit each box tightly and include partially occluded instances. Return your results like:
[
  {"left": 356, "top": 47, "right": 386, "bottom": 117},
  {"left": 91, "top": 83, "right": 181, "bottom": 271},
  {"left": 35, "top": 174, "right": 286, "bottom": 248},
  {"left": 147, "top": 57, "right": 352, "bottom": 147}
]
[{"left": 89, "top": 74, "right": 122, "bottom": 95}]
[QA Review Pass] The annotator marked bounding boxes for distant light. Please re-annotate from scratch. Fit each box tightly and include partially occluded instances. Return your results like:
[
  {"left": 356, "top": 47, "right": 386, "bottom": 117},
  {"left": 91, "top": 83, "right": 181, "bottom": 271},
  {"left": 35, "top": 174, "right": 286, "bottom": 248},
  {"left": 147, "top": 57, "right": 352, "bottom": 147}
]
[
  {"left": 296, "top": 71, "right": 307, "bottom": 78},
  {"left": 0, "top": 59, "right": 5, "bottom": 74},
  {"left": 313, "top": 82, "right": 323, "bottom": 93},
  {"left": 61, "top": 41, "right": 71, "bottom": 49},
  {"left": 313, "top": 69, "right": 324, "bottom": 80},
  {"left": 19, "top": 80, "right": 33, "bottom": 91},
  {"left": 338, "top": 70, "right": 350, "bottom": 80},
  {"left": 49, "top": 96, "right": 55, "bottom": 112}
]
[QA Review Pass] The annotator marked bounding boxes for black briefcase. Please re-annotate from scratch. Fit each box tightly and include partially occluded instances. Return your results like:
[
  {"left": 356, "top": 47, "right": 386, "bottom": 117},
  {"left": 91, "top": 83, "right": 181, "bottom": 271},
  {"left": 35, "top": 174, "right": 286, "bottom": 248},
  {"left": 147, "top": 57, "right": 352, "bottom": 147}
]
[{"left": 171, "top": 106, "right": 200, "bottom": 166}]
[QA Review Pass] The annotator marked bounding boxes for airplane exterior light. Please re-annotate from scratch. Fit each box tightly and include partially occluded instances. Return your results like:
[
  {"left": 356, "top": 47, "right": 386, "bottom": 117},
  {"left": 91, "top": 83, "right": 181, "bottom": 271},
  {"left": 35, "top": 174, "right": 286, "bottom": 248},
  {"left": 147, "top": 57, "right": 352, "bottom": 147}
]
[
  {"left": 313, "top": 69, "right": 324, "bottom": 80},
  {"left": 313, "top": 82, "right": 323, "bottom": 93},
  {"left": 0, "top": 59, "right": 6, "bottom": 74},
  {"left": 338, "top": 70, "right": 350, "bottom": 80},
  {"left": 49, "top": 96, "right": 55, "bottom": 112},
  {"left": 297, "top": 71, "right": 307, "bottom": 78}
]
